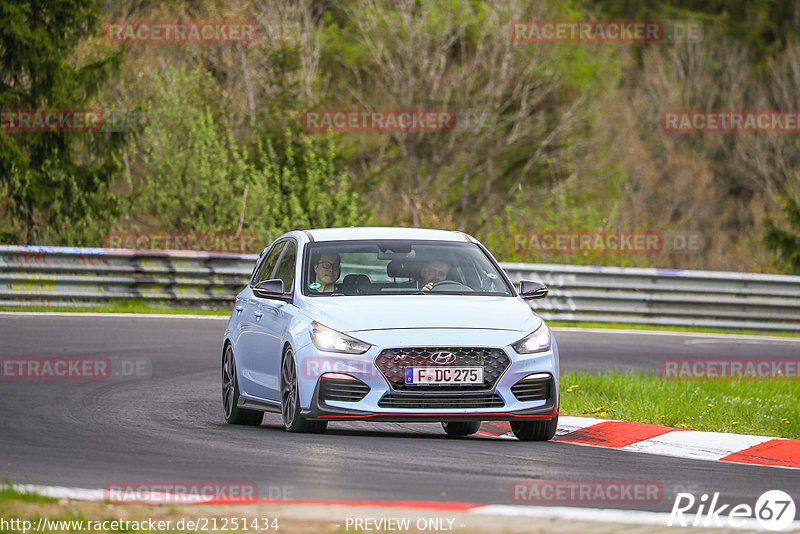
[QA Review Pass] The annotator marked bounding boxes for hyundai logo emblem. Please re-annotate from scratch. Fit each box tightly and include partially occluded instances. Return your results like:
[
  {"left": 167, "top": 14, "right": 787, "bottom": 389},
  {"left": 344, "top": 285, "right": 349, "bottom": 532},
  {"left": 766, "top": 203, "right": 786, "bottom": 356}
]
[{"left": 430, "top": 351, "right": 457, "bottom": 365}]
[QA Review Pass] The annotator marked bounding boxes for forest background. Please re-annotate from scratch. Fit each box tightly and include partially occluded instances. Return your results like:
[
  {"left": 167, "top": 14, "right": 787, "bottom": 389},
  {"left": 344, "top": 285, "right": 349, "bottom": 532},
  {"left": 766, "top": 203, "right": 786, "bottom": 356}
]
[{"left": 2, "top": 0, "right": 800, "bottom": 273}]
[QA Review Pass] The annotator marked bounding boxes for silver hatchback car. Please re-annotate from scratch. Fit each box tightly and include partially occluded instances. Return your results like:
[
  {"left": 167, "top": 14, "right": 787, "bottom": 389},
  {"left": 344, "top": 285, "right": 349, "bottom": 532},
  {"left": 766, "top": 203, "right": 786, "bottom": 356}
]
[{"left": 222, "top": 227, "right": 558, "bottom": 441}]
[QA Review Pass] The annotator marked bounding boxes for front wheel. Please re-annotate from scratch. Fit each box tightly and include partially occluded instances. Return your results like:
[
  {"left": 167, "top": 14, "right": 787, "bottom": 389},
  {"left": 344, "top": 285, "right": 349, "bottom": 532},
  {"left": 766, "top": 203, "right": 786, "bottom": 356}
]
[
  {"left": 510, "top": 415, "right": 558, "bottom": 441},
  {"left": 442, "top": 421, "right": 482, "bottom": 436},
  {"left": 280, "top": 348, "right": 327, "bottom": 433},
  {"left": 222, "top": 344, "right": 263, "bottom": 426}
]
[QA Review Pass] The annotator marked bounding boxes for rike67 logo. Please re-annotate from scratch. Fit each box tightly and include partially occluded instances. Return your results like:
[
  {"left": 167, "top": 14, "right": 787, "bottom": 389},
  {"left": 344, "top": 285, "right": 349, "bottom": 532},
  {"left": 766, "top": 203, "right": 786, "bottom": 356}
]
[{"left": 669, "top": 490, "right": 796, "bottom": 531}]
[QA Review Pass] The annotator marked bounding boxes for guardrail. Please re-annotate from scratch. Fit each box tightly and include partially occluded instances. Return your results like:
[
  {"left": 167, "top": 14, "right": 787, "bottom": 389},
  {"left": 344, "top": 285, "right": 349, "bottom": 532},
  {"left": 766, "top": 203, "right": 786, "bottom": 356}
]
[
  {"left": 0, "top": 246, "right": 254, "bottom": 308},
  {"left": 1, "top": 246, "right": 799, "bottom": 332},
  {"left": 501, "top": 263, "right": 800, "bottom": 332}
]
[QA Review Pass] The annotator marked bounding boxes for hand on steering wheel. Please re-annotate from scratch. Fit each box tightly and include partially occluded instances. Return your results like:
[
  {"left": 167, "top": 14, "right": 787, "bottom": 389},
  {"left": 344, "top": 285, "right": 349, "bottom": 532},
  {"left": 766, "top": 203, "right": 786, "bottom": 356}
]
[{"left": 422, "top": 280, "right": 458, "bottom": 291}]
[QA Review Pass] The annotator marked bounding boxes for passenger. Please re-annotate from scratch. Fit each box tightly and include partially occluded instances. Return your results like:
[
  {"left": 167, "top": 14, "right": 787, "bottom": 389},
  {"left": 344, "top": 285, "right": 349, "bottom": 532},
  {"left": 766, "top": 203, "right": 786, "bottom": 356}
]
[
  {"left": 312, "top": 252, "right": 341, "bottom": 293},
  {"left": 420, "top": 259, "right": 450, "bottom": 291}
]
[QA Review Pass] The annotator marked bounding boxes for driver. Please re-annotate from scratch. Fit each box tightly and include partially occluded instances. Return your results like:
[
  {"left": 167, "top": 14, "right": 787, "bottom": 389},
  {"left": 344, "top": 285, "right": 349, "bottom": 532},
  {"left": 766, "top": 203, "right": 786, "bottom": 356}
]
[{"left": 420, "top": 260, "right": 450, "bottom": 291}]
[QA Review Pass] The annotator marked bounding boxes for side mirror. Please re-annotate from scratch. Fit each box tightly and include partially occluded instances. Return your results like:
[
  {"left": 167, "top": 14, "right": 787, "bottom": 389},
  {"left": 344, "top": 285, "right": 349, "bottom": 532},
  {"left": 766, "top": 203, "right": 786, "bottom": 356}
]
[
  {"left": 519, "top": 280, "right": 548, "bottom": 299},
  {"left": 253, "top": 279, "right": 285, "bottom": 299}
]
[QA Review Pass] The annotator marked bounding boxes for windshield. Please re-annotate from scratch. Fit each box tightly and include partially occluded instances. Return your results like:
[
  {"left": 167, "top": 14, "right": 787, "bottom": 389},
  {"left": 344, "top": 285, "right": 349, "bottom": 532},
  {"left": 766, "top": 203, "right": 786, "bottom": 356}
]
[{"left": 303, "top": 240, "right": 513, "bottom": 297}]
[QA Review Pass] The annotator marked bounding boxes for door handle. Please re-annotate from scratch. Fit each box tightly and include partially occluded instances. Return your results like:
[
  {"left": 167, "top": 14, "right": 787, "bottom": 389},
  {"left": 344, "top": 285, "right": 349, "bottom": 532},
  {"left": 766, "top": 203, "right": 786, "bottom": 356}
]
[
  {"left": 253, "top": 311, "right": 264, "bottom": 320},
  {"left": 235, "top": 306, "right": 244, "bottom": 314}
]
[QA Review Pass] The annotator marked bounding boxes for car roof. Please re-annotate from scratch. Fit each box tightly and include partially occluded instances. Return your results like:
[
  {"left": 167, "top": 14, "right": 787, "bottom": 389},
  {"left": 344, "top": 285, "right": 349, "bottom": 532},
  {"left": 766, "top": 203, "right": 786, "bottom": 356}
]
[{"left": 304, "top": 227, "right": 474, "bottom": 243}]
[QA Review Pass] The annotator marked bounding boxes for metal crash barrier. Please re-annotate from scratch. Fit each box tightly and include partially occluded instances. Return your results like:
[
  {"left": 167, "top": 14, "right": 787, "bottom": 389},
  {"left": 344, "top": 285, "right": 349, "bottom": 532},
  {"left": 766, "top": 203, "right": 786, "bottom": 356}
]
[{"left": 1, "top": 246, "right": 799, "bottom": 332}]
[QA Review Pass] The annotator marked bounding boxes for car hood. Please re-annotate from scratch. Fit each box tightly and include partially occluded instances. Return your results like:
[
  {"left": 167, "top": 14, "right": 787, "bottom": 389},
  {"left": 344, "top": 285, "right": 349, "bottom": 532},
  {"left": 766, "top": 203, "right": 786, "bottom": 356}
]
[{"left": 298, "top": 295, "right": 541, "bottom": 334}]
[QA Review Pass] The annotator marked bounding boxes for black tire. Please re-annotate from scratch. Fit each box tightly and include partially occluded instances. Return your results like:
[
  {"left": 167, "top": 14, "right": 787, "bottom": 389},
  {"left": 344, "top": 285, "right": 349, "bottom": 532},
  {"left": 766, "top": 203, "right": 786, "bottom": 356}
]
[
  {"left": 442, "top": 421, "right": 482, "bottom": 436},
  {"left": 222, "top": 344, "right": 263, "bottom": 426},
  {"left": 510, "top": 415, "right": 558, "bottom": 441},
  {"left": 280, "top": 348, "right": 327, "bottom": 433}
]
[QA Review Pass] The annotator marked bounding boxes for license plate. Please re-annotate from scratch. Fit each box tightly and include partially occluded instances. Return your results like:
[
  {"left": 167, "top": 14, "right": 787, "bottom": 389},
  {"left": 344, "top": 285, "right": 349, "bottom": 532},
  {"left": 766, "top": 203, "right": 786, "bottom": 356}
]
[{"left": 405, "top": 367, "right": 483, "bottom": 385}]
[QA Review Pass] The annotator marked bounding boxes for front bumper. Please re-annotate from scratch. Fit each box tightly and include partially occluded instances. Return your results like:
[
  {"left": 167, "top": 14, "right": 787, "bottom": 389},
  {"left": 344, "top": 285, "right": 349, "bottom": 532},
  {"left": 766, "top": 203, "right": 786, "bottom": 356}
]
[
  {"left": 294, "top": 327, "right": 560, "bottom": 421},
  {"left": 301, "top": 376, "right": 558, "bottom": 421}
]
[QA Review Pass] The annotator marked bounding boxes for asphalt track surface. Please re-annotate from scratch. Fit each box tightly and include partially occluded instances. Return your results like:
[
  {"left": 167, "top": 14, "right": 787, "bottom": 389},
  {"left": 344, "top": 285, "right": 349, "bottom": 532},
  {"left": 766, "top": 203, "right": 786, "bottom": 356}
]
[{"left": 1, "top": 314, "right": 798, "bottom": 514}]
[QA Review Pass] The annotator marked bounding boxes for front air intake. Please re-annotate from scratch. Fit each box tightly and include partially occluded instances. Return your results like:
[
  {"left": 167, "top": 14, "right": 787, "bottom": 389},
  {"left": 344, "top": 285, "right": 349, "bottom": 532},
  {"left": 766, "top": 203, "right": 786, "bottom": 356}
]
[
  {"left": 511, "top": 373, "right": 552, "bottom": 402},
  {"left": 319, "top": 374, "right": 370, "bottom": 403},
  {"left": 378, "top": 392, "right": 504, "bottom": 409}
]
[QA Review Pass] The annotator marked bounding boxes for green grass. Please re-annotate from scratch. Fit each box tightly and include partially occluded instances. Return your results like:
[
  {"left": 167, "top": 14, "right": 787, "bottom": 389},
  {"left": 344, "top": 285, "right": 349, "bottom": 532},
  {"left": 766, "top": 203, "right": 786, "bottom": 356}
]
[
  {"left": 549, "top": 321, "right": 800, "bottom": 337},
  {"left": 0, "top": 298, "right": 228, "bottom": 315},
  {"left": 0, "top": 483, "right": 57, "bottom": 503},
  {"left": 560, "top": 370, "right": 800, "bottom": 438}
]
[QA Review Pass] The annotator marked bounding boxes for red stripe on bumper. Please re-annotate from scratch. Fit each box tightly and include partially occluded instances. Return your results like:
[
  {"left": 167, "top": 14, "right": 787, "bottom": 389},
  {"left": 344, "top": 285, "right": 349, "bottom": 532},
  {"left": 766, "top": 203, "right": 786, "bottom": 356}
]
[{"left": 318, "top": 411, "right": 555, "bottom": 420}]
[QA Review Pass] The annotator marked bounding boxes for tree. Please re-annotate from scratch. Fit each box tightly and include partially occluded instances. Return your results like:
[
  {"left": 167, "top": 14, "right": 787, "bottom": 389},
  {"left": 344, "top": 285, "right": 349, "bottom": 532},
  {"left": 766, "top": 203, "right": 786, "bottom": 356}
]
[
  {"left": 319, "top": 0, "right": 618, "bottom": 232},
  {"left": 121, "top": 67, "right": 253, "bottom": 233},
  {"left": 121, "top": 67, "right": 367, "bottom": 243},
  {"left": 0, "top": 0, "right": 125, "bottom": 244},
  {"left": 248, "top": 133, "right": 368, "bottom": 240},
  {"left": 588, "top": 0, "right": 800, "bottom": 64},
  {"left": 764, "top": 195, "right": 800, "bottom": 274}
]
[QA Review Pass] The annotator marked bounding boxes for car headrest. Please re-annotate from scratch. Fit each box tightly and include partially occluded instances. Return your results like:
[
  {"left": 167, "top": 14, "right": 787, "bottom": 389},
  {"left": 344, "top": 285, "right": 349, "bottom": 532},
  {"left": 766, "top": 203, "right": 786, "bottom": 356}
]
[
  {"left": 386, "top": 260, "right": 418, "bottom": 278},
  {"left": 342, "top": 274, "right": 371, "bottom": 295}
]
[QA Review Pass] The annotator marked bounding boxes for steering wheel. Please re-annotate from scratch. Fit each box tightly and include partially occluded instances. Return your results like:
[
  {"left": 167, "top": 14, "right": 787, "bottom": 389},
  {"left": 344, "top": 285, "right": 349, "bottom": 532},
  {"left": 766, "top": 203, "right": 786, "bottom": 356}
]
[{"left": 429, "top": 280, "right": 473, "bottom": 291}]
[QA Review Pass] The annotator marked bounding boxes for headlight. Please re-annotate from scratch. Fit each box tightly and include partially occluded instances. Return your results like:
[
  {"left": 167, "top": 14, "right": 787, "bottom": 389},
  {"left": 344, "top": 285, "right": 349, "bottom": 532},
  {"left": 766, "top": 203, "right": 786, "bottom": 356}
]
[
  {"left": 511, "top": 324, "right": 552, "bottom": 354},
  {"left": 309, "top": 321, "right": 372, "bottom": 354}
]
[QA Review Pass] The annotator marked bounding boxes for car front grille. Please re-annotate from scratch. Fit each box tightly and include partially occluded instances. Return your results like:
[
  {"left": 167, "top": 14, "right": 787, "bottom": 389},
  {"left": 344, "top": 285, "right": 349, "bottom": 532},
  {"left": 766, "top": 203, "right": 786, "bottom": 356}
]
[
  {"left": 511, "top": 374, "right": 552, "bottom": 402},
  {"left": 378, "top": 392, "right": 504, "bottom": 409},
  {"left": 374, "top": 347, "right": 510, "bottom": 391},
  {"left": 319, "top": 376, "right": 370, "bottom": 403}
]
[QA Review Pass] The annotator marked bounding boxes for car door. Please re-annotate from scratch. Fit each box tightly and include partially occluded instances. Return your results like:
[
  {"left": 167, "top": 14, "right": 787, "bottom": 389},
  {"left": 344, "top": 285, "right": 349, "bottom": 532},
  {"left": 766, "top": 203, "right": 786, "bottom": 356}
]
[
  {"left": 245, "top": 239, "right": 298, "bottom": 402},
  {"left": 237, "top": 241, "right": 285, "bottom": 400}
]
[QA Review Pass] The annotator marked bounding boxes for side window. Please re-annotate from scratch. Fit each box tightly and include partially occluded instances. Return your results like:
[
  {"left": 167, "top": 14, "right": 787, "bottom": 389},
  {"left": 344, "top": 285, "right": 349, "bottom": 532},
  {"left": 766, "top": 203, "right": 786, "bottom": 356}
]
[
  {"left": 272, "top": 241, "right": 298, "bottom": 293},
  {"left": 253, "top": 242, "right": 285, "bottom": 285}
]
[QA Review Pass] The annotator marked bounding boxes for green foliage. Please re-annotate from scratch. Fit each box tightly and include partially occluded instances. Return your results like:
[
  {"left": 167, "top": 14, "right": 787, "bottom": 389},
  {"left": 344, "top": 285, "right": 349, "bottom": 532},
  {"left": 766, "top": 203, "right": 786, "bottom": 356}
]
[
  {"left": 122, "top": 67, "right": 368, "bottom": 244},
  {"left": 0, "top": 0, "right": 125, "bottom": 245},
  {"left": 764, "top": 195, "right": 800, "bottom": 274},
  {"left": 7, "top": 153, "right": 117, "bottom": 245},
  {"left": 587, "top": 0, "right": 800, "bottom": 65},
  {"left": 1, "top": 0, "right": 798, "bottom": 275},
  {"left": 247, "top": 135, "right": 369, "bottom": 242},
  {"left": 480, "top": 161, "right": 650, "bottom": 266},
  {"left": 318, "top": 0, "right": 622, "bottom": 236},
  {"left": 122, "top": 67, "right": 252, "bottom": 233}
]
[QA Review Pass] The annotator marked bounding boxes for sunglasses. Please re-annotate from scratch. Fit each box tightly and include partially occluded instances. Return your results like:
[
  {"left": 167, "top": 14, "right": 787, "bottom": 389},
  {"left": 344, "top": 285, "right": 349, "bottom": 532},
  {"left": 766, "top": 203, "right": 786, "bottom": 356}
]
[{"left": 317, "top": 261, "right": 341, "bottom": 270}]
